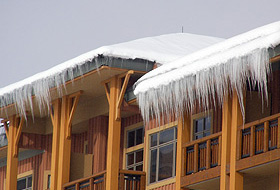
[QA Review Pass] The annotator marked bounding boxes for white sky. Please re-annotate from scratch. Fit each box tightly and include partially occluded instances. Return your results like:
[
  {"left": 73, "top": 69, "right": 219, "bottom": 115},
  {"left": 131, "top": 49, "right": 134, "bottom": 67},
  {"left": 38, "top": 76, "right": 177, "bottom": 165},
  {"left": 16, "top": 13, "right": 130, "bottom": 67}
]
[{"left": 1, "top": 0, "right": 280, "bottom": 88}]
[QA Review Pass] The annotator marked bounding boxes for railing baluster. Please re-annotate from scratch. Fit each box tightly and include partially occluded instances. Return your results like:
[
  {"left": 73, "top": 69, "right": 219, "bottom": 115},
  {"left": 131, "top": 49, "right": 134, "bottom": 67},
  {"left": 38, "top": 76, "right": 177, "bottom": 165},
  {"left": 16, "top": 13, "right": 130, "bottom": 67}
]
[
  {"left": 194, "top": 143, "right": 198, "bottom": 173},
  {"left": 250, "top": 126, "right": 255, "bottom": 156},
  {"left": 119, "top": 172, "right": 125, "bottom": 190},
  {"left": 218, "top": 135, "right": 222, "bottom": 165},
  {"left": 264, "top": 121, "right": 269, "bottom": 152},
  {"left": 75, "top": 183, "right": 79, "bottom": 190},
  {"left": 206, "top": 139, "right": 211, "bottom": 169},
  {"left": 89, "top": 178, "right": 94, "bottom": 190},
  {"left": 278, "top": 117, "right": 280, "bottom": 148}
]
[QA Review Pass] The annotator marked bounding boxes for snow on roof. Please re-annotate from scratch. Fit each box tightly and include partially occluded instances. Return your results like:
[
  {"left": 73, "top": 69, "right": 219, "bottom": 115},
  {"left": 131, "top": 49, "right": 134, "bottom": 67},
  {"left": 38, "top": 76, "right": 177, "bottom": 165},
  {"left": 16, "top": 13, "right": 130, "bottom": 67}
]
[
  {"left": 0, "top": 33, "right": 223, "bottom": 117},
  {"left": 134, "top": 21, "right": 280, "bottom": 124}
]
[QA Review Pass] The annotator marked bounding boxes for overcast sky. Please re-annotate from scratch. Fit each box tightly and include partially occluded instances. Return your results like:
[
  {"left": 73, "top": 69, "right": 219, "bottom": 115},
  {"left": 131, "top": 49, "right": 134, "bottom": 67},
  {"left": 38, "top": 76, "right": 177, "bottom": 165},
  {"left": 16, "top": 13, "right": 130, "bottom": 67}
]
[{"left": 1, "top": 0, "right": 280, "bottom": 88}]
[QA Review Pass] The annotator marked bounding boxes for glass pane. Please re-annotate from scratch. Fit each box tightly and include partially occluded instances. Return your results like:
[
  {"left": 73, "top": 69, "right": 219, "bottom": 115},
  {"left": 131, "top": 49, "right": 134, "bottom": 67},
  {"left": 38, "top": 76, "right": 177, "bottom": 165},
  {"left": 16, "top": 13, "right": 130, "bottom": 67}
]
[
  {"left": 136, "top": 164, "right": 143, "bottom": 171},
  {"left": 127, "top": 131, "right": 135, "bottom": 148},
  {"left": 158, "top": 144, "right": 173, "bottom": 181},
  {"left": 151, "top": 133, "right": 158, "bottom": 147},
  {"left": 175, "top": 127, "right": 177, "bottom": 139},
  {"left": 194, "top": 133, "right": 203, "bottom": 140},
  {"left": 204, "top": 131, "right": 211, "bottom": 137},
  {"left": 27, "top": 176, "right": 32, "bottom": 187},
  {"left": 17, "top": 178, "right": 26, "bottom": 190},
  {"left": 136, "top": 128, "right": 144, "bottom": 145},
  {"left": 150, "top": 149, "right": 157, "bottom": 183},
  {"left": 136, "top": 150, "right": 143, "bottom": 163},
  {"left": 47, "top": 175, "right": 51, "bottom": 188},
  {"left": 159, "top": 128, "right": 174, "bottom": 144},
  {"left": 127, "top": 152, "right": 134, "bottom": 166},
  {"left": 205, "top": 116, "right": 211, "bottom": 130},
  {"left": 195, "top": 119, "right": 204, "bottom": 132}
]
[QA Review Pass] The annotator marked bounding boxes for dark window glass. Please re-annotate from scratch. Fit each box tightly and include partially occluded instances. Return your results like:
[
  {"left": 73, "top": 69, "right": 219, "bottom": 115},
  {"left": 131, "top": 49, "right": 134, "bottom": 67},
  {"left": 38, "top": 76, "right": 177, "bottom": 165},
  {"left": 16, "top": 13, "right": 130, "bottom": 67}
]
[
  {"left": 136, "top": 128, "right": 144, "bottom": 145},
  {"left": 195, "top": 119, "right": 204, "bottom": 132},
  {"left": 27, "top": 176, "right": 32, "bottom": 187},
  {"left": 159, "top": 128, "right": 174, "bottom": 144},
  {"left": 128, "top": 131, "right": 135, "bottom": 148},
  {"left": 136, "top": 150, "right": 143, "bottom": 163},
  {"left": 127, "top": 153, "right": 134, "bottom": 166},
  {"left": 151, "top": 133, "right": 158, "bottom": 147},
  {"left": 136, "top": 165, "right": 143, "bottom": 171},
  {"left": 205, "top": 116, "right": 211, "bottom": 130},
  {"left": 158, "top": 144, "right": 173, "bottom": 181},
  {"left": 47, "top": 175, "right": 51, "bottom": 189},
  {"left": 149, "top": 127, "right": 177, "bottom": 184},
  {"left": 17, "top": 179, "right": 26, "bottom": 190},
  {"left": 150, "top": 149, "right": 157, "bottom": 183}
]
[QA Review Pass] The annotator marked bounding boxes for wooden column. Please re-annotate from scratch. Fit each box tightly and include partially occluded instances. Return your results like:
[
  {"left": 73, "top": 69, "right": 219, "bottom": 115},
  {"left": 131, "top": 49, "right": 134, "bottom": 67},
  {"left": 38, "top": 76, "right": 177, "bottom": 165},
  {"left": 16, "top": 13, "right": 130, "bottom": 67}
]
[
  {"left": 176, "top": 113, "right": 191, "bottom": 190},
  {"left": 229, "top": 91, "right": 243, "bottom": 190},
  {"left": 105, "top": 76, "right": 122, "bottom": 190},
  {"left": 220, "top": 95, "right": 232, "bottom": 190},
  {"left": 50, "top": 99, "right": 61, "bottom": 190},
  {"left": 56, "top": 91, "right": 82, "bottom": 190},
  {"left": 4, "top": 115, "right": 24, "bottom": 190}
]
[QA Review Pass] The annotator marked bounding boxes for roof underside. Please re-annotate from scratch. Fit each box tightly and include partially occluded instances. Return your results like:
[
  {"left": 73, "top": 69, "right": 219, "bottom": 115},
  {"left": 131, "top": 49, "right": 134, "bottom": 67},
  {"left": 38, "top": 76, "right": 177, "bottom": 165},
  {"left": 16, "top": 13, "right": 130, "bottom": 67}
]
[{"left": 134, "top": 21, "right": 280, "bottom": 124}]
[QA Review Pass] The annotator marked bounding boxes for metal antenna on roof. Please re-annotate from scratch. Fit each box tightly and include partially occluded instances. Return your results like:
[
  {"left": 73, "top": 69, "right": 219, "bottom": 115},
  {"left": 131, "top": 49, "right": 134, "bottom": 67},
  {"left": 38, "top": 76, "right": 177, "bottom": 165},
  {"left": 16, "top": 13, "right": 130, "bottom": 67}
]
[{"left": 182, "top": 26, "right": 184, "bottom": 33}]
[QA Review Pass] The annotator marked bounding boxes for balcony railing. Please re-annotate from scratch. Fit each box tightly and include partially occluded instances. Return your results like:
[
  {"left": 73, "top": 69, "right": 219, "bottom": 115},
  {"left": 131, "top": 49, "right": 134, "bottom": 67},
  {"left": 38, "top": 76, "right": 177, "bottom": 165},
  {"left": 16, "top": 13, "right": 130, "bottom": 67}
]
[
  {"left": 63, "top": 170, "right": 146, "bottom": 190},
  {"left": 238, "top": 113, "right": 280, "bottom": 159},
  {"left": 183, "top": 132, "right": 222, "bottom": 175}
]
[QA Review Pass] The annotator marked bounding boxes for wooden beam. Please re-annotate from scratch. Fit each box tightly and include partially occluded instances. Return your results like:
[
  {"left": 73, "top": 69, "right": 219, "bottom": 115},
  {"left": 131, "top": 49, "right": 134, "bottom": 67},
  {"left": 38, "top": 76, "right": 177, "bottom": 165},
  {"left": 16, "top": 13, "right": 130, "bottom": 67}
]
[
  {"left": 220, "top": 95, "right": 232, "bottom": 190},
  {"left": 57, "top": 92, "right": 81, "bottom": 190},
  {"left": 116, "top": 70, "right": 134, "bottom": 120},
  {"left": 229, "top": 91, "right": 244, "bottom": 190},
  {"left": 50, "top": 99, "right": 61, "bottom": 190},
  {"left": 106, "top": 76, "right": 122, "bottom": 190},
  {"left": 103, "top": 83, "right": 110, "bottom": 104},
  {"left": 176, "top": 113, "right": 190, "bottom": 190},
  {"left": 5, "top": 115, "right": 24, "bottom": 190}
]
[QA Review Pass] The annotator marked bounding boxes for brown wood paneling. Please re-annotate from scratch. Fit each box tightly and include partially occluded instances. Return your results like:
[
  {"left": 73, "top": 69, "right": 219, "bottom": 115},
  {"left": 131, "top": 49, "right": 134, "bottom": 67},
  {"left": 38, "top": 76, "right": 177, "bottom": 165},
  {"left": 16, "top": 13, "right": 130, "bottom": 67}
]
[
  {"left": 71, "top": 132, "right": 87, "bottom": 153},
  {"left": 150, "top": 183, "right": 176, "bottom": 190},
  {"left": 0, "top": 133, "right": 52, "bottom": 190},
  {"left": 89, "top": 116, "right": 108, "bottom": 173}
]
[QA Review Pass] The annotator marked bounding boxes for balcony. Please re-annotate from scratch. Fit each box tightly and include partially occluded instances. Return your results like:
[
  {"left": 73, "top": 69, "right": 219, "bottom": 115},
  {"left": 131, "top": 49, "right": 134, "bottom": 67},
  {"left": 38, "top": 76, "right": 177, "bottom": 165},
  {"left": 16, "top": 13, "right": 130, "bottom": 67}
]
[{"left": 63, "top": 170, "right": 146, "bottom": 190}]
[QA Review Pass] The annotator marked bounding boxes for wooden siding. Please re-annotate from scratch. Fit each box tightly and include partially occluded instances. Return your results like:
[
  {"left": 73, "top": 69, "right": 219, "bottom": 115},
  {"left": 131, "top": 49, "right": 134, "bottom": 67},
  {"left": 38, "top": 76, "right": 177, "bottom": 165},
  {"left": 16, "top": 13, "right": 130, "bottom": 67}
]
[
  {"left": 89, "top": 116, "right": 108, "bottom": 173},
  {"left": 0, "top": 133, "right": 52, "bottom": 190},
  {"left": 150, "top": 182, "right": 175, "bottom": 190},
  {"left": 71, "top": 132, "right": 87, "bottom": 154}
]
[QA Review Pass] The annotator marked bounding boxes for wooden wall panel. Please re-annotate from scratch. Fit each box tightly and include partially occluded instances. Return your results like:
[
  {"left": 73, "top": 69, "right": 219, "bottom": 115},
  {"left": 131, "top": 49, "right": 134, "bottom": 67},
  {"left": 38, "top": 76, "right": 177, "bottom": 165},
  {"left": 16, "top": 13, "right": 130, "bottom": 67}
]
[
  {"left": 271, "top": 70, "right": 280, "bottom": 114},
  {"left": 89, "top": 116, "right": 108, "bottom": 173},
  {"left": 71, "top": 132, "right": 87, "bottom": 153},
  {"left": 0, "top": 133, "right": 52, "bottom": 190},
  {"left": 150, "top": 182, "right": 176, "bottom": 190}
]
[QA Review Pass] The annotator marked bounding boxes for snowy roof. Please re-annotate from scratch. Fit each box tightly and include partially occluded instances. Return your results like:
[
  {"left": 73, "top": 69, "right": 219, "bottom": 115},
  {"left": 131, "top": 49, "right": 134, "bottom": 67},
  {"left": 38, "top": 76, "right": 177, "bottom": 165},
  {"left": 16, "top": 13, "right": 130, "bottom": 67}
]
[
  {"left": 134, "top": 21, "right": 280, "bottom": 123},
  {"left": 0, "top": 33, "right": 223, "bottom": 117}
]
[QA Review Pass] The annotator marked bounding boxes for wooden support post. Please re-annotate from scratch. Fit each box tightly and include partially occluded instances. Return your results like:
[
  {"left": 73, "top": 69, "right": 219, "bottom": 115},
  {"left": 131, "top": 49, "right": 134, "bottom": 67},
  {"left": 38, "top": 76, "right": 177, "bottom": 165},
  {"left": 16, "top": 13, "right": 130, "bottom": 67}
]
[
  {"left": 176, "top": 114, "right": 191, "bottom": 190},
  {"left": 194, "top": 143, "right": 199, "bottom": 173},
  {"left": 5, "top": 115, "right": 24, "bottom": 190},
  {"left": 105, "top": 76, "right": 122, "bottom": 190},
  {"left": 250, "top": 126, "right": 255, "bottom": 157},
  {"left": 220, "top": 95, "right": 232, "bottom": 190},
  {"left": 264, "top": 121, "right": 269, "bottom": 152},
  {"left": 277, "top": 117, "right": 280, "bottom": 149},
  {"left": 50, "top": 99, "right": 61, "bottom": 190},
  {"left": 57, "top": 91, "right": 82, "bottom": 190},
  {"left": 229, "top": 91, "right": 244, "bottom": 190}
]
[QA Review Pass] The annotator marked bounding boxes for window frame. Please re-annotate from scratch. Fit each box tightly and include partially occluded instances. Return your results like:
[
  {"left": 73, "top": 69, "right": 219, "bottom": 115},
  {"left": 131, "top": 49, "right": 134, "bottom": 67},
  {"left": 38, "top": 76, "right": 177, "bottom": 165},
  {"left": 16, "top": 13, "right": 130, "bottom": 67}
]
[
  {"left": 191, "top": 110, "right": 213, "bottom": 141},
  {"left": 16, "top": 170, "right": 33, "bottom": 190},
  {"left": 43, "top": 170, "right": 51, "bottom": 190},
  {"left": 145, "top": 122, "right": 178, "bottom": 187},
  {"left": 123, "top": 122, "right": 144, "bottom": 171}
]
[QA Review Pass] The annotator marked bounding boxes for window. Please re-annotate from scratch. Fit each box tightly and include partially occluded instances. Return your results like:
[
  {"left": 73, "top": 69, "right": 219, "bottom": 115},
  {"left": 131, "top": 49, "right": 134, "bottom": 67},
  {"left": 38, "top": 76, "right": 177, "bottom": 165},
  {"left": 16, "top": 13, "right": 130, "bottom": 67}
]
[
  {"left": 124, "top": 125, "right": 144, "bottom": 171},
  {"left": 17, "top": 175, "right": 32, "bottom": 190},
  {"left": 192, "top": 112, "right": 213, "bottom": 140},
  {"left": 47, "top": 174, "right": 51, "bottom": 189},
  {"left": 149, "top": 126, "right": 177, "bottom": 184}
]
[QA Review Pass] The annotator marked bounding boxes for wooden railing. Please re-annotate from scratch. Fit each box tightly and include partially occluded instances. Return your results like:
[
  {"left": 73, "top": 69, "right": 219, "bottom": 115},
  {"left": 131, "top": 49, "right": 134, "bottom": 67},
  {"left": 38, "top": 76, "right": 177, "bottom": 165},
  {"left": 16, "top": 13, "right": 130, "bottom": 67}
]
[
  {"left": 183, "top": 132, "right": 222, "bottom": 175},
  {"left": 238, "top": 113, "right": 280, "bottom": 159},
  {"left": 63, "top": 170, "right": 146, "bottom": 190},
  {"left": 63, "top": 171, "right": 106, "bottom": 190},
  {"left": 119, "top": 170, "right": 146, "bottom": 190}
]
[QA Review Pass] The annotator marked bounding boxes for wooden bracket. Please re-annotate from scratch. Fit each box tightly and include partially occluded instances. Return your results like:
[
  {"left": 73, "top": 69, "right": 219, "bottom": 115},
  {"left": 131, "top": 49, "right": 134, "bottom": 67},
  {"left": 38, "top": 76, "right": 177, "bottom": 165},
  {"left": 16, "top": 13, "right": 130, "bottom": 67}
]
[
  {"left": 66, "top": 91, "right": 83, "bottom": 139},
  {"left": 116, "top": 70, "right": 134, "bottom": 120},
  {"left": 13, "top": 117, "right": 24, "bottom": 158},
  {"left": 103, "top": 83, "right": 110, "bottom": 105}
]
